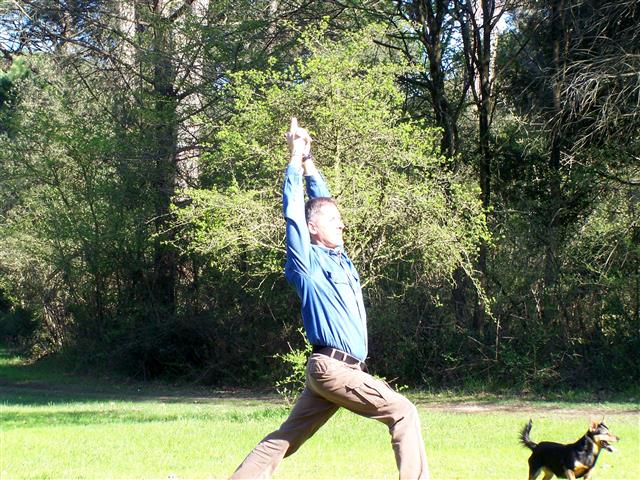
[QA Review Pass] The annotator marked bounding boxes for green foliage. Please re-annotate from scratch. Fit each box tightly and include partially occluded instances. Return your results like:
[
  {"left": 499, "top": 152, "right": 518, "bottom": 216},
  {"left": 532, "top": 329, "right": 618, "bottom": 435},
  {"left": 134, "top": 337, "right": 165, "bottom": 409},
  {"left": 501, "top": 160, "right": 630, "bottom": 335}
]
[
  {"left": 183, "top": 24, "right": 487, "bottom": 293},
  {"left": 0, "top": 57, "right": 29, "bottom": 104},
  {"left": 0, "top": 56, "right": 29, "bottom": 135},
  {"left": 487, "top": 110, "right": 640, "bottom": 389},
  {"left": 171, "top": 25, "right": 488, "bottom": 385},
  {"left": 0, "top": 55, "right": 162, "bottom": 358},
  {"left": 273, "top": 328, "right": 312, "bottom": 404},
  {"left": 0, "top": 307, "right": 37, "bottom": 347}
]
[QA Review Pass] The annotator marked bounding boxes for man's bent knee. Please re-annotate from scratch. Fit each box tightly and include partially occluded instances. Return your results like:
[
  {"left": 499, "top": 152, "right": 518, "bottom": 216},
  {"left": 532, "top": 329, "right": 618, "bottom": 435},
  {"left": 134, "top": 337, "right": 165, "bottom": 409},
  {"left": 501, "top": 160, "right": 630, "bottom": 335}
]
[{"left": 388, "top": 394, "right": 418, "bottom": 418}]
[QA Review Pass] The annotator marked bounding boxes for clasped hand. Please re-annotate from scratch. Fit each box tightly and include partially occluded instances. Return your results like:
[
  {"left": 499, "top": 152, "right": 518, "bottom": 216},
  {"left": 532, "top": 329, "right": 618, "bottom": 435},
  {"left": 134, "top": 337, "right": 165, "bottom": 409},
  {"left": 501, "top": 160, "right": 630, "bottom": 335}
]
[{"left": 285, "top": 117, "right": 312, "bottom": 166}]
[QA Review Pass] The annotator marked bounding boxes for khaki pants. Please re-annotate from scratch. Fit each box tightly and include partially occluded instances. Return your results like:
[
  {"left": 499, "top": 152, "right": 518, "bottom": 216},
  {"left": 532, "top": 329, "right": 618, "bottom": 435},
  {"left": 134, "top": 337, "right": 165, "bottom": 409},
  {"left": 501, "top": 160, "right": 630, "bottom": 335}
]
[{"left": 230, "top": 353, "right": 429, "bottom": 479}]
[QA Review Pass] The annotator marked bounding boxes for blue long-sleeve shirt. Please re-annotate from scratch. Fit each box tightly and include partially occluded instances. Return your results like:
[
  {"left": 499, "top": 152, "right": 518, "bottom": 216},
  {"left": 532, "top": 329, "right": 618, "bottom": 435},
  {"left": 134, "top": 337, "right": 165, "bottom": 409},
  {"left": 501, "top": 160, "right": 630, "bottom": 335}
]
[{"left": 282, "top": 164, "right": 368, "bottom": 361}]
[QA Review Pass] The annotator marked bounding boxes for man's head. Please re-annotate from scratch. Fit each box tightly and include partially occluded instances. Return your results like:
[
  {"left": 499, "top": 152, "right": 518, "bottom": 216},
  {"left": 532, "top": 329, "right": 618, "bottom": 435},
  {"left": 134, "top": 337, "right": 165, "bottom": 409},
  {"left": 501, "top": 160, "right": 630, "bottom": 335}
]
[{"left": 305, "top": 197, "right": 345, "bottom": 249}]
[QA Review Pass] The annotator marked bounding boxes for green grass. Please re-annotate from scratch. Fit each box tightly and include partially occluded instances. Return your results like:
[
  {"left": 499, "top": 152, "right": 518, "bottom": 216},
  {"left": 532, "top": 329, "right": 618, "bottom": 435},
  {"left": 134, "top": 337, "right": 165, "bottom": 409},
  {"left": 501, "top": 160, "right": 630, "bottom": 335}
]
[{"left": 1, "top": 348, "right": 639, "bottom": 479}]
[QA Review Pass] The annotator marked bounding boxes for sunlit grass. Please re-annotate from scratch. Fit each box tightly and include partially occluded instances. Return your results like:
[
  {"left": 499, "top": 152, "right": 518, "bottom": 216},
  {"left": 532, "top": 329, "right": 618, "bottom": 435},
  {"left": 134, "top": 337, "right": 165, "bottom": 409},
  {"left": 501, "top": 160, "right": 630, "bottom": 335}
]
[{"left": 2, "top": 393, "right": 638, "bottom": 479}]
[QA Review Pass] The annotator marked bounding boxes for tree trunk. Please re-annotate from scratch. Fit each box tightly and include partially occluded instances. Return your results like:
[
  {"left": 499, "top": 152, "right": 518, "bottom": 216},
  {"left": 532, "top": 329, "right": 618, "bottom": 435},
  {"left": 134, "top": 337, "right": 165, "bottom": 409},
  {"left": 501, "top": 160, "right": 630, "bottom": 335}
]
[
  {"left": 400, "top": 1, "right": 469, "bottom": 325},
  {"left": 543, "top": 0, "right": 568, "bottom": 325},
  {"left": 471, "top": 0, "right": 496, "bottom": 334},
  {"left": 405, "top": 1, "right": 460, "bottom": 158},
  {"left": 150, "top": 0, "right": 178, "bottom": 316}
]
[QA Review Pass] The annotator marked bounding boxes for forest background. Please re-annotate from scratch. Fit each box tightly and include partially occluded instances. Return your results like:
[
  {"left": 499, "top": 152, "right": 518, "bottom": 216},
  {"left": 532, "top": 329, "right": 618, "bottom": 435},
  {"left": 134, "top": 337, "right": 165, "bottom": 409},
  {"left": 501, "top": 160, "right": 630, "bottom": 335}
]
[{"left": 1, "top": 0, "right": 638, "bottom": 393}]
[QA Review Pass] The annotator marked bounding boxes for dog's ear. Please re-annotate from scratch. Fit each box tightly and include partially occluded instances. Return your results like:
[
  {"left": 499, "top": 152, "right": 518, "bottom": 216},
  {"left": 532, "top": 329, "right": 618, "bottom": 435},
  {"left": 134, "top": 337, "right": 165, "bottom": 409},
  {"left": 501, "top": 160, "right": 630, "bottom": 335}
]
[{"left": 589, "top": 416, "right": 599, "bottom": 431}]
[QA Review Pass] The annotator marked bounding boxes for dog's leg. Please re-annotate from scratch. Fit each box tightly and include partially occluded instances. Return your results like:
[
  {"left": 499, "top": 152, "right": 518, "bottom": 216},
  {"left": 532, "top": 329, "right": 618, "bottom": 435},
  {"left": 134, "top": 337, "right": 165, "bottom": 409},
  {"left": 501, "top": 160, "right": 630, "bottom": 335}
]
[
  {"left": 528, "top": 467, "right": 542, "bottom": 480},
  {"left": 564, "top": 470, "right": 576, "bottom": 480},
  {"left": 540, "top": 469, "right": 554, "bottom": 480}
]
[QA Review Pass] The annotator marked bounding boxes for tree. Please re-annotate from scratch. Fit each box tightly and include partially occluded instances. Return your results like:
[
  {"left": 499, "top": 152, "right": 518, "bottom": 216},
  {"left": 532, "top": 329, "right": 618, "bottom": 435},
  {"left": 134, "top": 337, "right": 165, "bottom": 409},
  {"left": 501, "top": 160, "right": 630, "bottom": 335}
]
[
  {"left": 384, "top": 1, "right": 511, "bottom": 333},
  {"left": 483, "top": 0, "right": 640, "bottom": 387},
  {"left": 390, "top": 1, "right": 462, "bottom": 158}
]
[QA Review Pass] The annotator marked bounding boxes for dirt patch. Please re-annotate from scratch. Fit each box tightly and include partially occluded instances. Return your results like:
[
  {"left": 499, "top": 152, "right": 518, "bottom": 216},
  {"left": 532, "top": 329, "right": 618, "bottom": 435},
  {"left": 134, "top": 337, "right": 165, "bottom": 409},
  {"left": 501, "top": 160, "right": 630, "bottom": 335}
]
[
  {"left": 419, "top": 401, "right": 639, "bottom": 416},
  {"left": 0, "top": 378, "right": 279, "bottom": 404}
]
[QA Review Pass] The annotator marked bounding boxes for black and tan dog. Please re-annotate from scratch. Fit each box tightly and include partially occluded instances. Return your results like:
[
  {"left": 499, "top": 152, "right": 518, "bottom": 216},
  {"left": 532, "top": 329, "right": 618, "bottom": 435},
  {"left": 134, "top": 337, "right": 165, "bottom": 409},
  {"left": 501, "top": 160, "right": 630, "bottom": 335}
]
[{"left": 520, "top": 418, "right": 619, "bottom": 480}]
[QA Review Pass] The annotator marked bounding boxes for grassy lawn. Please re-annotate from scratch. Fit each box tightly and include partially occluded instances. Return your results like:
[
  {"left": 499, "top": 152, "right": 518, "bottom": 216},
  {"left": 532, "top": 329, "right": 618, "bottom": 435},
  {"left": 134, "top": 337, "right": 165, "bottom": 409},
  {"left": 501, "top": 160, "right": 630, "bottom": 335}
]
[{"left": 1, "top": 348, "right": 638, "bottom": 479}]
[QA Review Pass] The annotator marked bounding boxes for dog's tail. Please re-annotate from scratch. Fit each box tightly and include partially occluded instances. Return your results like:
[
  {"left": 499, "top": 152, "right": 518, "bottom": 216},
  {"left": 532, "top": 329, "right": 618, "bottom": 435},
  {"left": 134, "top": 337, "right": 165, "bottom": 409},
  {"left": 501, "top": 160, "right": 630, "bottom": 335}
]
[{"left": 520, "top": 419, "right": 537, "bottom": 450}]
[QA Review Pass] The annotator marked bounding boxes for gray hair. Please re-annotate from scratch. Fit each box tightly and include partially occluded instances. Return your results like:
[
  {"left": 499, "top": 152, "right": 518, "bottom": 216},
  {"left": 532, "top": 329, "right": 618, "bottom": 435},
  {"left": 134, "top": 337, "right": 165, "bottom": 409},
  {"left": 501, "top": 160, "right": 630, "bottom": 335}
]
[{"left": 305, "top": 197, "right": 337, "bottom": 223}]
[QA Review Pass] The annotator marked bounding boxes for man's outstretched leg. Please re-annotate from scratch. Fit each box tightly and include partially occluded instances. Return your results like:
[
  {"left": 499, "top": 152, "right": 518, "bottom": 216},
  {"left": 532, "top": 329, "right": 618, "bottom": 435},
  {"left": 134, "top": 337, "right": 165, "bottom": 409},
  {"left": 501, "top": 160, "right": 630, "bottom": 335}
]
[
  {"left": 230, "top": 387, "right": 339, "bottom": 479},
  {"left": 307, "top": 353, "right": 430, "bottom": 480}
]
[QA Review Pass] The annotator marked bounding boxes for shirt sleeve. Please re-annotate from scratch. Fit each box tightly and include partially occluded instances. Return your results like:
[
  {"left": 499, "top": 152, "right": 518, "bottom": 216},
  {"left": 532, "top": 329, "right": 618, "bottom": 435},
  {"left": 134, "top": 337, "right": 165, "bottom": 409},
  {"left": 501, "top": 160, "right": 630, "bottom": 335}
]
[
  {"left": 305, "top": 171, "right": 331, "bottom": 199},
  {"left": 283, "top": 164, "right": 310, "bottom": 274}
]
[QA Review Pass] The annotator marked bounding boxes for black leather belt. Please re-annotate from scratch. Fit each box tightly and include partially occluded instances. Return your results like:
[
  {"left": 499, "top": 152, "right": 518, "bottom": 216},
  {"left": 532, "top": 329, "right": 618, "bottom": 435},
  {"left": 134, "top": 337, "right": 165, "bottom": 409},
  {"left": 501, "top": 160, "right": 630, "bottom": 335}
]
[{"left": 312, "top": 345, "right": 367, "bottom": 371}]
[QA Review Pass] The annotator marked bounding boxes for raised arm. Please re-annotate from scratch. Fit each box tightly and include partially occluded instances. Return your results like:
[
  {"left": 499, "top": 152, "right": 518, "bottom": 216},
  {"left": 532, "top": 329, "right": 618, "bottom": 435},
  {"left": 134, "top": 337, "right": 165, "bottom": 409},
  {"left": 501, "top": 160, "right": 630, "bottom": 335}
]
[
  {"left": 283, "top": 118, "right": 313, "bottom": 274},
  {"left": 304, "top": 159, "right": 331, "bottom": 199}
]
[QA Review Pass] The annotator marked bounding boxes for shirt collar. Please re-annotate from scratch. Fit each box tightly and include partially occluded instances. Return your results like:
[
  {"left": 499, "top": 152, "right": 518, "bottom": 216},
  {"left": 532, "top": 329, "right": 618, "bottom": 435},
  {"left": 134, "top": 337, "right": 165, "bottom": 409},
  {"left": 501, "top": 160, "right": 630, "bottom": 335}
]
[{"left": 311, "top": 243, "right": 344, "bottom": 256}]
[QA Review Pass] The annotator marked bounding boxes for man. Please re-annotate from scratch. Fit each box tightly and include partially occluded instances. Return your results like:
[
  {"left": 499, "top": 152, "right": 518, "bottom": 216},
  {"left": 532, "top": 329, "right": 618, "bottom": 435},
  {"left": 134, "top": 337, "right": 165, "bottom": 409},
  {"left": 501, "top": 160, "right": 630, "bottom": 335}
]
[{"left": 230, "top": 118, "right": 429, "bottom": 479}]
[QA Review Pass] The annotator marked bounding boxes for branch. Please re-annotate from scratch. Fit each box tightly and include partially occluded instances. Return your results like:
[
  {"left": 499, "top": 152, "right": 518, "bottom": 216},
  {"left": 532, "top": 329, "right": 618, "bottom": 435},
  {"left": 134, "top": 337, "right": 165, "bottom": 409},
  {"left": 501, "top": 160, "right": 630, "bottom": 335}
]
[
  {"left": 593, "top": 168, "right": 640, "bottom": 186},
  {"left": 168, "top": 0, "right": 197, "bottom": 23}
]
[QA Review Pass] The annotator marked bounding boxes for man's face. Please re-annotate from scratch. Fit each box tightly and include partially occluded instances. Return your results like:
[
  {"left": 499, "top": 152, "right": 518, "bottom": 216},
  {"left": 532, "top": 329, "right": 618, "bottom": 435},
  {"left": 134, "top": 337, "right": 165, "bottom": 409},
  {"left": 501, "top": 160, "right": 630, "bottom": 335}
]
[{"left": 308, "top": 203, "right": 345, "bottom": 249}]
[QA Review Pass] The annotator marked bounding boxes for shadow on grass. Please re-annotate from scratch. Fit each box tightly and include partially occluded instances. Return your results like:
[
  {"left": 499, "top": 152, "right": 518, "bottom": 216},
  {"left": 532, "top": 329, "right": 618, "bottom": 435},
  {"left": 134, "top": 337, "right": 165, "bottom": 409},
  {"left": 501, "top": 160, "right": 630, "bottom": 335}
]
[
  {"left": 1, "top": 404, "right": 290, "bottom": 430},
  {"left": 0, "top": 346, "right": 280, "bottom": 407}
]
